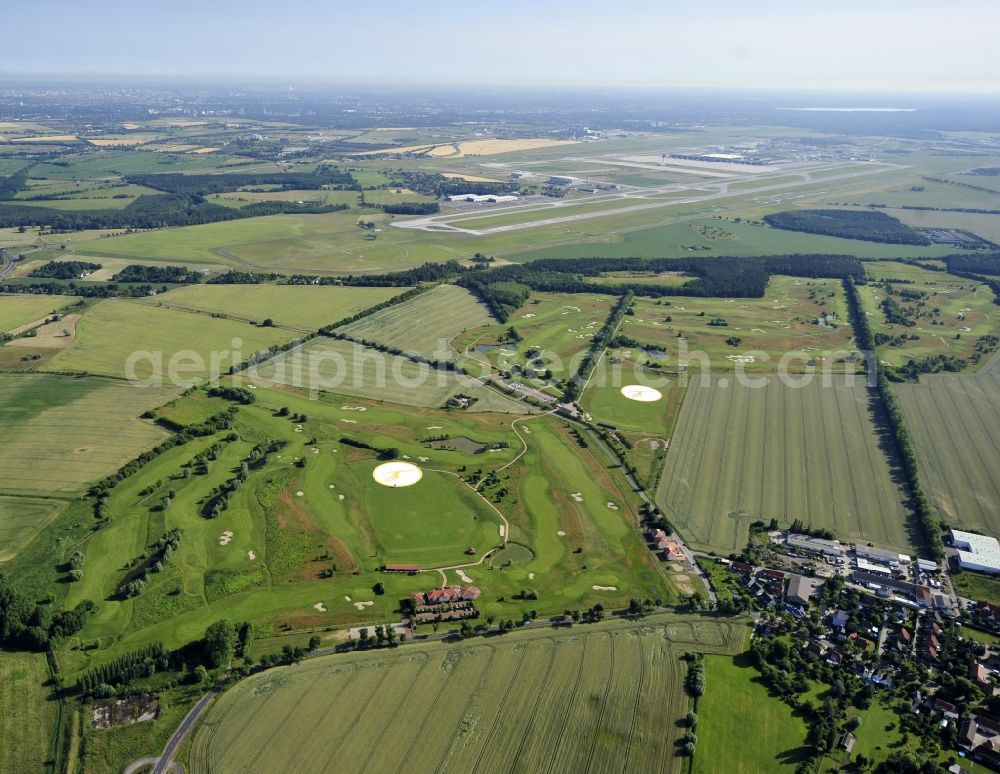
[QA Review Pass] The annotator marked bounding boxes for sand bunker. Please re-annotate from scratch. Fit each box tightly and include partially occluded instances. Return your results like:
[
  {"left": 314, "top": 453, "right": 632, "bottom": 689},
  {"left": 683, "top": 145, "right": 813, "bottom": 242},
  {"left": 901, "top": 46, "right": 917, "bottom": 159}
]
[
  {"left": 372, "top": 461, "right": 423, "bottom": 488},
  {"left": 606, "top": 502, "right": 619, "bottom": 510},
  {"left": 314, "top": 602, "right": 327, "bottom": 612},
  {"left": 592, "top": 585, "right": 618, "bottom": 591},
  {"left": 456, "top": 569, "right": 473, "bottom": 583},
  {"left": 219, "top": 531, "right": 233, "bottom": 546},
  {"left": 621, "top": 385, "right": 663, "bottom": 402},
  {"left": 727, "top": 354, "right": 756, "bottom": 364},
  {"left": 528, "top": 572, "right": 535, "bottom": 580},
  {"left": 499, "top": 525, "right": 506, "bottom": 538},
  {"left": 296, "top": 491, "right": 304, "bottom": 497},
  {"left": 571, "top": 492, "right": 583, "bottom": 502},
  {"left": 557, "top": 530, "right": 567, "bottom": 536},
  {"left": 344, "top": 596, "right": 352, "bottom": 602},
  {"left": 338, "top": 494, "right": 345, "bottom": 501},
  {"left": 340, "top": 418, "right": 358, "bottom": 424},
  {"left": 354, "top": 600, "right": 374, "bottom": 610},
  {"left": 248, "top": 550, "right": 256, "bottom": 560}
]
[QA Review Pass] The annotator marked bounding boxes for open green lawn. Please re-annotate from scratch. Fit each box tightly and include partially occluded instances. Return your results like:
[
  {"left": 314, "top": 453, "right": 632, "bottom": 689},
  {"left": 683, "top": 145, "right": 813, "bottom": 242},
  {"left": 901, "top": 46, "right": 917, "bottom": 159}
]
[
  {"left": 0, "top": 294, "right": 76, "bottom": 332},
  {"left": 0, "top": 651, "right": 56, "bottom": 774},
  {"left": 860, "top": 262, "right": 999, "bottom": 370},
  {"left": 46, "top": 299, "right": 296, "bottom": 381},
  {"left": 952, "top": 571, "right": 1000, "bottom": 606},
  {"left": 656, "top": 376, "right": 915, "bottom": 554},
  {"left": 0, "top": 374, "right": 174, "bottom": 496},
  {"left": 694, "top": 654, "right": 809, "bottom": 774},
  {"left": 338, "top": 284, "right": 494, "bottom": 358},
  {"left": 0, "top": 496, "right": 67, "bottom": 562},
  {"left": 139, "top": 284, "right": 405, "bottom": 332}
]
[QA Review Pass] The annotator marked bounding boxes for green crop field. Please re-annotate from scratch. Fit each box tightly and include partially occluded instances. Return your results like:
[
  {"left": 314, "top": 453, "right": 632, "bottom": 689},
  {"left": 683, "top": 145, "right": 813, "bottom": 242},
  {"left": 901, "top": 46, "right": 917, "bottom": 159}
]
[
  {"left": 0, "top": 496, "right": 67, "bottom": 562},
  {"left": 619, "top": 276, "right": 855, "bottom": 372},
  {"left": 895, "top": 373, "right": 1000, "bottom": 534},
  {"left": 0, "top": 294, "right": 76, "bottom": 332},
  {"left": 694, "top": 654, "right": 809, "bottom": 773},
  {"left": 139, "top": 284, "right": 405, "bottom": 331},
  {"left": 859, "top": 262, "right": 999, "bottom": 370},
  {"left": 0, "top": 651, "right": 56, "bottom": 774},
  {"left": 190, "top": 614, "right": 747, "bottom": 774},
  {"left": 252, "top": 336, "right": 526, "bottom": 411},
  {"left": 46, "top": 299, "right": 296, "bottom": 381},
  {"left": 338, "top": 284, "right": 495, "bottom": 358},
  {"left": 0, "top": 374, "right": 175, "bottom": 496},
  {"left": 655, "top": 376, "right": 914, "bottom": 554}
]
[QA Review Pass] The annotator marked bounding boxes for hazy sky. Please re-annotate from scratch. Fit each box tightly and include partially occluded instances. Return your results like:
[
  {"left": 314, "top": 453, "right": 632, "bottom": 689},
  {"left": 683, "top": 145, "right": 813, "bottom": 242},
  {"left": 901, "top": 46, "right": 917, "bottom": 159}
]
[{"left": 6, "top": 0, "right": 999, "bottom": 92}]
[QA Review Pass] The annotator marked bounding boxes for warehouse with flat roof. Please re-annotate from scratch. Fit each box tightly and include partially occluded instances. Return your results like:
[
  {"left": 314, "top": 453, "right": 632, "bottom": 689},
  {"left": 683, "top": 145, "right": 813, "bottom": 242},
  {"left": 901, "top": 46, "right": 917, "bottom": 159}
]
[{"left": 952, "top": 530, "right": 1000, "bottom": 574}]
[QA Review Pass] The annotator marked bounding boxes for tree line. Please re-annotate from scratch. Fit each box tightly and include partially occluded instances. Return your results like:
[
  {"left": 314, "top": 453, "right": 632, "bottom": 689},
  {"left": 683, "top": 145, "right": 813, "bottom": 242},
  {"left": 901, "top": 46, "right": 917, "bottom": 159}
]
[
  {"left": 125, "top": 167, "right": 358, "bottom": 196},
  {"left": 29, "top": 260, "right": 102, "bottom": 279},
  {"left": 763, "top": 209, "right": 930, "bottom": 245}
]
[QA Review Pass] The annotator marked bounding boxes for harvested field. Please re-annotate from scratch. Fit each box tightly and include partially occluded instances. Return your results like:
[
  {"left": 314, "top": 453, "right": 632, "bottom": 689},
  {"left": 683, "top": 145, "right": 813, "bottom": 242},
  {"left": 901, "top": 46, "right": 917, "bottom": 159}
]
[
  {"left": 7, "top": 313, "right": 80, "bottom": 348},
  {"left": 338, "top": 285, "right": 495, "bottom": 359},
  {"left": 0, "top": 374, "right": 175, "bottom": 496},
  {"left": 895, "top": 372, "right": 1000, "bottom": 535},
  {"left": 0, "top": 495, "right": 66, "bottom": 562},
  {"left": 0, "top": 294, "right": 75, "bottom": 333},
  {"left": 190, "top": 614, "right": 746, "bottom": 774},
  {"left": 655, "top": 376, "right": 913, "bottom": 554}
]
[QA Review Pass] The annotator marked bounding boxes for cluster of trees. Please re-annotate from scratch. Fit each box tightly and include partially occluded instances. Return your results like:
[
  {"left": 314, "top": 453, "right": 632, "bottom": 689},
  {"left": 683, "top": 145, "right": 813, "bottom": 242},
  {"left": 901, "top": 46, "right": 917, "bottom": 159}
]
[
  {"left": 0, "top": 280, "right": 162, "bottom": 298},
  {"left": 111, "top": 264, "right": 201, "bottom": 283},
  {"left": 381, "top": 202, "right": 440, "bottom": 215},
  {"left": 0, "top": 195, "right": 348, "bottom": 231},
  {"left": 207, "top": 385, "right": 257, "bottom": 404},
  {"left": 309, "top": 260, "right": 466, "bottom": 289},
  {"left": 683, "top": 653, "right": 705, "bottom": 697},
  {"left": 844, "top": 278, "right": 943, "bottom": 559},
  {"left": 116, "top": 529, "right": 183, "bottom": 599},
  {"left": 29, "top": 260, "right": 101, "bottom": 279},
  {"left": 788, "top": 520, "right": 835, "bottom": 541},
  {"left": 563, "top": 292, "right": 633, "bottom": 401},
  {"left": 763, "top": 209, "right": 930, "bottom": 245},
  {"left": 77, "top": 643, "right": 172, "bottom": 698},
  {"left": 0, "top": 575, "right": 96, "bottom": 651},
  {"left": 125, "top": 167, "right": 358, "bottom": 196},
  {"left": 0, "top": 167, "right": 29, "bottom": 198},
  {"left": 388, "top": 171, "right": 518, "bottom": 199},
  {"left": 202, "top": 443, "right": 280, "bottom": 518},
  {"left": 206, "top": 270, "right": 284, "bottom": 285},
  {"left": 462, "top": 279, "right": 532, "bottom": 322}
]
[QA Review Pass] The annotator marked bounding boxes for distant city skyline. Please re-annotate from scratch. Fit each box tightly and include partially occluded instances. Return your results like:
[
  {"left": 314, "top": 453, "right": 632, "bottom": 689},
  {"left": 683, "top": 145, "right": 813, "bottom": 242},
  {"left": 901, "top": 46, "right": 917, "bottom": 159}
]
[{"left": 6, "top": 0, "right": 1000, "bottom": 94}]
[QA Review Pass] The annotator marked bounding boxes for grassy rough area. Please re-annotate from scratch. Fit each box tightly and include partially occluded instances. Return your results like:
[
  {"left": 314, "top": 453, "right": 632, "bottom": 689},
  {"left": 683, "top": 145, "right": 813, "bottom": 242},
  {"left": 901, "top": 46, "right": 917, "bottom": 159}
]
[
  {"left": 190, "top": 614, "right": 747, "bottom": 774},
  {"left": 694, "top": 654, "right": 809, "bottom": 774},
  {"left": 0, "top": 651, "right": 56, "bottom": 773},
  {"left": 0, "top": 293, "right": 76, "bottom": 332}
]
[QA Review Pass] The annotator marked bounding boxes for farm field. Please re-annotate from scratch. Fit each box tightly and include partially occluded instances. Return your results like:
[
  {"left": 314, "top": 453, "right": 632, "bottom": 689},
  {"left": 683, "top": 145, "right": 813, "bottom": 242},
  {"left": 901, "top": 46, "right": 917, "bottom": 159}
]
[
  {"left": 189, "top": 613, "right": 747, "bottom": 774},
  {"left": 0, "top": 651, "right": 56, "bottom": 774},
  {"left": 0, "top": 374, "right": 174, "bottom": 496},
  {"left": 456, "top": 292, "right": 615, "bottom": 382},
  {"left": 251, "top": 336, "right": 526, "bottom": 411},
  {"left": 894, "top": 372, "right": 1000, "bottom": 534},
  {"left": 0, "top": 293, "right": 76, "bottom": 332},
  {"left": 619, "top": 275, "right": 855, "bottom": 372},
  {"left": 45, "top": 299, "right": 296, "bottom": 381},
  {"left": 139, "top": 284, "right": 404, "bottom": 331},
  {"left": 0, "top": 495, "right": 67, "bottom": 562},
  {"left": 655, "top": 376, "right": 914, "bottom": 554},
  {"left": 694, "top": 655, "right": 809, "bottom": 774},
  {"left": 337, "top": 284, "right": 495, "bottom": 358},
  {"left": 858, "top": 261, "right": 999, "bottom": 370}
]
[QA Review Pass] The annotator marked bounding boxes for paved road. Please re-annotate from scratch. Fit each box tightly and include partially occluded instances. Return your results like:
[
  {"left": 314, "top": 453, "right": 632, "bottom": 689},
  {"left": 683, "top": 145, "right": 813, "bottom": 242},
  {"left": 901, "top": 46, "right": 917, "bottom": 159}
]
[
  {"left": 0, "top": 249, "right": 16, "bottom": 279},
  {"left": 127, "top": 689, "right": 215, "bottom": 774}
]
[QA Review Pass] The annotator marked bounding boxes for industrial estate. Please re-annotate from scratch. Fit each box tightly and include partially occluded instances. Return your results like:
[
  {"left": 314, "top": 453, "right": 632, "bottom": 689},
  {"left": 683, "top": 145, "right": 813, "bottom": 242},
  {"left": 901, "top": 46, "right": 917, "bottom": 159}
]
[{"left": 0, "top": 77, "right": 999, "bottom": 774}]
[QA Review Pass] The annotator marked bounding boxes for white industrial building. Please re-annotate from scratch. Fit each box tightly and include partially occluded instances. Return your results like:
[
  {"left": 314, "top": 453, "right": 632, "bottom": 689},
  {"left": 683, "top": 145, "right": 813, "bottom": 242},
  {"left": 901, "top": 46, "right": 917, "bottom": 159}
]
[
  {"left": 447, "top": 193, "right": 518, "bottom": 204},
  {"left": 784, "top": 533, "right": 844, "bottom": 558},
  {"left": 854, "top": 544, "right": 910, "bottom": 566},
  {"left": 952, "top": 529, "right": 1000, "bottom": 574}
]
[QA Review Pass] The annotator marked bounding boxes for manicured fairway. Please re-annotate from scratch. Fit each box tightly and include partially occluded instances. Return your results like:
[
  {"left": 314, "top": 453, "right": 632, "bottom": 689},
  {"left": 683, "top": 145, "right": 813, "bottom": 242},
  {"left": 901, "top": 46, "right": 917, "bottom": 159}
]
[
  {"left": 0, "top": 496, "right": 67, "bottom": 561},
  {"left": 0, "top": 294, "right": 76, "bottom": 332},
  {"left": 895, "top": 372, "right": 1000, "bottom": 534},
  {"left": 190, "top": 614, "right": 747, "bottom": 774},
  {"left": 694, "top": 655, "right": 808, "bottom": 774},
  {"left": 139, "top": 284, "right": 404, "bottom": 331},
  {"left": 0, "top": 651, "right": 56, "bottom": 774},
  {"left": 655, "top": 376, "right": 913, "bottom": 554},
  {"left": 0, "top": 374, "right": 174, "bottom": 496},
  {"left": 46, "top": 299, "right": 296, "bottom": 381},
  {"left": 338, "top": 284, "right": 494, "bottom": 358}
]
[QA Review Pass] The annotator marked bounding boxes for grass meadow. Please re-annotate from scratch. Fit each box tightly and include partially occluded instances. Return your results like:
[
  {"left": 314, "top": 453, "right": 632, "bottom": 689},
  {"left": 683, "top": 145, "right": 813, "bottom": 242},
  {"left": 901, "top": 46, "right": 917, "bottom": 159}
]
[
  {"left": 895, "top": 373, "right": 1000, "bottom": 535},
  {"left": 0, "top": 374, "right": 174, "bottom": 496},
  {"left": 655, "top": 376, "right": 914, "bottom": 554},
  {"left": 0, "top": 651, "right": 56, "bottom": 774},
  {"left": 0, "top": 294, "right": 77, "bottom": 332},
  {"left": 46, "top": 299, "right": 297, "bottom": 381},
  {"left": 694, "top": 654, "right": 808, "bottom": 774},
  {"left": 0, "top": 496, "right": 67, "bottom": 562},
  {"left": 189, "top": 614, "right": 746, "bottom": 774},
  {"left": 139, "top": 284, "right": 405, "bottom": 332}
]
